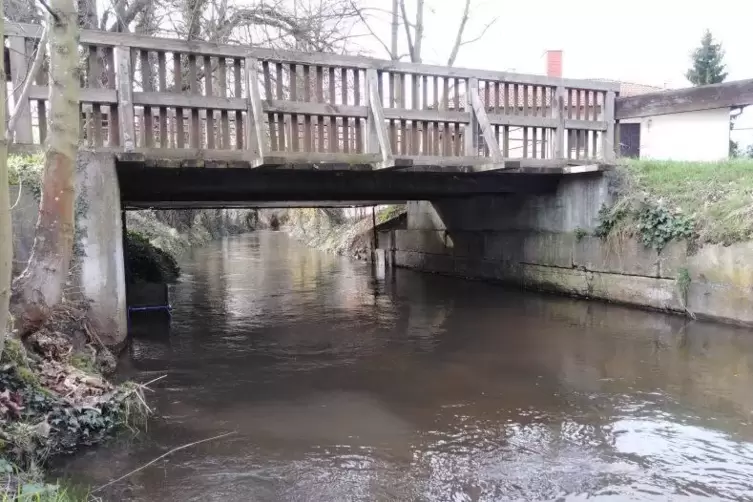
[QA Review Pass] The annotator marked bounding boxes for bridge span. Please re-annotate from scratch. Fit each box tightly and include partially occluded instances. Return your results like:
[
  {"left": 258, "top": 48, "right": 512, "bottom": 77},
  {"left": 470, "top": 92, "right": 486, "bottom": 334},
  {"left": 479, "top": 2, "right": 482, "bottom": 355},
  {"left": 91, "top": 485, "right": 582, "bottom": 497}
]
[{"left": 5, "top": 22, "right": 624, "bottom": 344}]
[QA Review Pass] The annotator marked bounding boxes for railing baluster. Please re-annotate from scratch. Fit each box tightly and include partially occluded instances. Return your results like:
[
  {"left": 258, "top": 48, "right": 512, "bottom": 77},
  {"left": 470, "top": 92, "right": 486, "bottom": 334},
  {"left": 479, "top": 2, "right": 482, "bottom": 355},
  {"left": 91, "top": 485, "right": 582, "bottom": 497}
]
[
  {"left": 204, "top": 55, "right": 215, "bottom": 149},
  {"left": 233, "top": 59, "right": 243, "bottom": 150},
  {"left": 173, "top": 53, "right": 184, "bottom": 149},
  {"left": 158, "top": 52, "right": 168, "bottom": 148},
  {"left": 141, "top": 50, "right": 153, "bottom": 148},
  {"left": 218, "top": 58, "right": 229, "bottom": 149},
  {"left": 114, "top": 46, "right": 135, "bottom": 151}
]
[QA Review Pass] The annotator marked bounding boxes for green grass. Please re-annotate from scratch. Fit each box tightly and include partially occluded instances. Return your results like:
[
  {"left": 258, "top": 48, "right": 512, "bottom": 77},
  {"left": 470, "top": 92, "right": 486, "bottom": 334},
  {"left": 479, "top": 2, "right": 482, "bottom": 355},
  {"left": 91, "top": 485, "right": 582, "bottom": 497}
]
[{"left": 616, "top": 159, "right": 753, "bottom": 245}]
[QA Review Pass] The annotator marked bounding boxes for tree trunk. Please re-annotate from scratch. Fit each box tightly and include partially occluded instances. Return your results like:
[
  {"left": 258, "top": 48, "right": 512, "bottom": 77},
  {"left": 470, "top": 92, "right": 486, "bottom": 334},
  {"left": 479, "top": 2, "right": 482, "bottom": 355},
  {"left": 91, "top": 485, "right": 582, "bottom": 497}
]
[
  {"left": 11, "top": 0, "right": 80, "bottom": 332},
  {"left": 0, "top": 0, "right": 12, "bottom": 355}
]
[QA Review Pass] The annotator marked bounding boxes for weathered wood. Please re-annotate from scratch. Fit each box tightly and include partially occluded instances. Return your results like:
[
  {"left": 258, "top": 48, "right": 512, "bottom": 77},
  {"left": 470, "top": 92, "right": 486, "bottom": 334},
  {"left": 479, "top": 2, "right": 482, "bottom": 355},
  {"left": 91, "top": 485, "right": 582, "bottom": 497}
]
[
  {"left": 614, "top": 79, "right": 753, "bottom": 119},
  {"left": 158, "top": 51, "right": 168, "bottom": 148},
  {"left": 366, "top": 69, "right": 393, "bottom": 168},
  {"left": 218, "top": 58, "right": 229, "bottom": 148},
  {"left": 140, "top": 50, "right": 153, "bottom": 147},
  {"left": 465, "top": 78, "right": 479, "bottom": 155},
  {"left": 9, "top": 22, "right": 621, "bottom": 92},
  {"left": 233, "top": 59, "right": 243, "bottom": 150},
  {"left": 341, "top": 68, "right": 349, "bottom": 152},
  {"left": 469, "top": 83, "right": 503, "bottom": 163},
  {"left": 262, "top": 61, "right": 276, "bottom": 150},
  {"left": 8, "top": 36, "right": 32, "bottom": 142},
  {"left": 245, "top": 57, "right": 265, "bottom": 165},
  {"left": 114, "top": 46, "right": 135, "bottom": 151},
  {"left": 188, "top": 55, "right": 200, "bottom": 148},
  {"left": 354, "top": 70, "right": 362, "bottom": 152},
  {"left": 204, "top": 55, "right": 215, "bottom": 149},
  {"left": 28, "top": 86, "right": 117, "bottom": 103},
  {"left": 553, "top": 86, "right": 565, "bottom": 160},
  {"left": 290, "top": 64, "right": 299, "bottom": 152},
  {"left": 603, "top": 90, "right": 616, "bottom": 161},
  {"left": 36, "top": 43, "right": 50, "bottom": 144},
  {"left": 89, "top": 46, "right": 103, "bottom": 146},
  {"left": 174, "top": 53, "right": 184, "bottom": 148},
  {"left": 303, "top": 65, "right": 312, "bottom": 151},
  {"left": 328, "top": 67, "right": 335, "bottom": 152}
]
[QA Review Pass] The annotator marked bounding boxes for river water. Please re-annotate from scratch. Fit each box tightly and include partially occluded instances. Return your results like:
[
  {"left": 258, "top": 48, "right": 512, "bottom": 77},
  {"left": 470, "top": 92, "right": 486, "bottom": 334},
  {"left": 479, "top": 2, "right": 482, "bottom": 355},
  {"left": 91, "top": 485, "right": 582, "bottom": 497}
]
[{"left": 59, "top": 232, "right": 753, "bottom": 501}]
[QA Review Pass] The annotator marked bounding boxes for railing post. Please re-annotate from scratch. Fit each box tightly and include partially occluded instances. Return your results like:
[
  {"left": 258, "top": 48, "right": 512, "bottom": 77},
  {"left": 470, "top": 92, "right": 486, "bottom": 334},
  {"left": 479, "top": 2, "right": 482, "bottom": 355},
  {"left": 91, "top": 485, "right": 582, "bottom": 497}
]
[
  {"left": 8, "top": 36, "right": 33, "bottom": 143},
  {"left": 603, "top": 90, "right": 616, "bottom": 162},
  {"left": 114, "top": 46, "right": 135, "bottom": 151},
  {"left": 465, "top": 78, "right": 479, "bottom": 156},
  {"left": 553, "top": 85, "right": 566, "bottom": 160},
  {"left": 244, "top": 56, "right": 266, "bottom": 167},
  {"left": 366, "top": 69, "right": 393, "bottom": 169}
]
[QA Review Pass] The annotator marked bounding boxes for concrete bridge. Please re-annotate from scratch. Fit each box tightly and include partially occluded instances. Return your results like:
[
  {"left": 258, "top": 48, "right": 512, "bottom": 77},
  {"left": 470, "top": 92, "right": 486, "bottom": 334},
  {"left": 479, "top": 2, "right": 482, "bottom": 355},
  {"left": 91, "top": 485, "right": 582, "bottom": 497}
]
[{"left": 6, "top": 22, "right": 627, "bottom": 343}]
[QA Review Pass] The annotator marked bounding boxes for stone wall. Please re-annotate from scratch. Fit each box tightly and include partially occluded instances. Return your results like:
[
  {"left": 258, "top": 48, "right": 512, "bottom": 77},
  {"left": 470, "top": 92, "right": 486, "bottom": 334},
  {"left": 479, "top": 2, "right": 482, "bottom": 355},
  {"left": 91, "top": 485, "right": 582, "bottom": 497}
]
[{"left": 380, "top": 172, "right": 753, "bottom": 326}]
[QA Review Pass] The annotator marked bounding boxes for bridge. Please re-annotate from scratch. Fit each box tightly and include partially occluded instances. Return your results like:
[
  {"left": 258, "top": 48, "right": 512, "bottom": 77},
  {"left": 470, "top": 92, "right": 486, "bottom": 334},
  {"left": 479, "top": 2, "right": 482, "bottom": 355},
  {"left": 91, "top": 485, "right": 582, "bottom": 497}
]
[{"left": 5, "top": 21, "right": 626, "bottom": 343}]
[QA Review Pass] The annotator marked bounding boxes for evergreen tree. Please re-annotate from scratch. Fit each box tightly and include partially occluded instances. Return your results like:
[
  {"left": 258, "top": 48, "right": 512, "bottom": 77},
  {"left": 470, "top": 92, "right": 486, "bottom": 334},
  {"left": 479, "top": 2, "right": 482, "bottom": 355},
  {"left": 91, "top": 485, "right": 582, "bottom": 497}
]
[{"left": 686, "top": 30, "right": 728, "bottom": 86}]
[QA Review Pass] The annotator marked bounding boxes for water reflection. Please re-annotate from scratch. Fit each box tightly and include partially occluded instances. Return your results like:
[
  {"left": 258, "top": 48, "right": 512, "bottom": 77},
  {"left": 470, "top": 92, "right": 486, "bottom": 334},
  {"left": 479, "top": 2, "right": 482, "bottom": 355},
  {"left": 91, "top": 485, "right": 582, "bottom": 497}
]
[{"left": 59, "top": 232, "right": 753, "bottom": 501}]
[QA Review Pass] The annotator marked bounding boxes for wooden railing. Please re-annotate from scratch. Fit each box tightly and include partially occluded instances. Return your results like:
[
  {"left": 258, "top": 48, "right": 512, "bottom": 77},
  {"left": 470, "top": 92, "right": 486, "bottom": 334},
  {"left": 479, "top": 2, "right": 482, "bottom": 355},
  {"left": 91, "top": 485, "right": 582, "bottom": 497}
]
[{"left": 6, "top": 23, "right": 619, "bottom": 169}]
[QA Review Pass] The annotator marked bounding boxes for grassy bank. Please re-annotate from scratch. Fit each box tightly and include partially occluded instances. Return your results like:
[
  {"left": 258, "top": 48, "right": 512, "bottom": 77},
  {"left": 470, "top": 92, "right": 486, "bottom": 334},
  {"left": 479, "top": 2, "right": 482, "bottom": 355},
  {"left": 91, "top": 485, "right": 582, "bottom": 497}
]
[{"left": 599, "top": 159, "right": 753, "bottom": 248}]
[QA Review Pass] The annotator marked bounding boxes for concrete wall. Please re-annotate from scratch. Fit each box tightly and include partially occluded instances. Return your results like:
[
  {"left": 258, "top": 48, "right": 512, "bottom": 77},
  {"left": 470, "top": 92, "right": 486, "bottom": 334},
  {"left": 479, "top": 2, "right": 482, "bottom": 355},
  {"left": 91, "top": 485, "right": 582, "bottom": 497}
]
[
  {"left": 622, "top": 108, "right": 730, "bottom": 161},
  {"left": 381, "top": 172, "right": 753, "bottom": 327},
  {"left": 74, "top": 151, "right": 127, "bottom": 346}
]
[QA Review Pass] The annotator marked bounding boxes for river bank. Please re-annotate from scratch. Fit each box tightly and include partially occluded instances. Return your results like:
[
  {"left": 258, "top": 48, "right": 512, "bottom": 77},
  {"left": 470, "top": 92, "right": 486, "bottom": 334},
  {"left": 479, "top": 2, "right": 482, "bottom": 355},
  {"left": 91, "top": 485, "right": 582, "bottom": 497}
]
[
  {"left": 0, "top": 301, "right": 150, "bottom": 500},
  {"left": 281, "top": 206, "right": 406, "bottom": 260}
]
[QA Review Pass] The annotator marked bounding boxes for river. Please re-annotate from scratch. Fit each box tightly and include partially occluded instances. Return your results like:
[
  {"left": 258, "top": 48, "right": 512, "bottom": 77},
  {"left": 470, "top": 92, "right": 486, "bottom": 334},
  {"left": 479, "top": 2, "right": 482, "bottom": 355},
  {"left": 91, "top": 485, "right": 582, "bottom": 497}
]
[{"left": 59, "top": 232, "right": 753, "bottom": 501}]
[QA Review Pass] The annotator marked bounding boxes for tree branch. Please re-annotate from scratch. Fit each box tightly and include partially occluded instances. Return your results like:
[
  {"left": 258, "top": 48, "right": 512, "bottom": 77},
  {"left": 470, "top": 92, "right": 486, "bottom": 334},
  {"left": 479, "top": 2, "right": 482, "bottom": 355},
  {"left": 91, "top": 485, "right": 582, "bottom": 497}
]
[
  {"left": 414, "top": 0, "right": 424, "bottom": 63},
  {"left": 459, "top": 15, "right": 498, "bottom": 47},
  {"left": 398, "top": 0, "right": 415, "bottom": 62},
  {"left": 446, "top": 0, "right": 471, "bottom": 67},
  {"left": 349, "top": 0, "right": 393, "bottom": 58}
]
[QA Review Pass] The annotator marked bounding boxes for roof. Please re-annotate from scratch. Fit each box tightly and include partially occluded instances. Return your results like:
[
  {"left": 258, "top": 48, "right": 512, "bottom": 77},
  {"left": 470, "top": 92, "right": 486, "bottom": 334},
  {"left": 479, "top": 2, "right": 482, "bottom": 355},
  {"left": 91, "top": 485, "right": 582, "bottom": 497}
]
[{"left": 589, "top": 79, "right": 663, "bottom": 97}]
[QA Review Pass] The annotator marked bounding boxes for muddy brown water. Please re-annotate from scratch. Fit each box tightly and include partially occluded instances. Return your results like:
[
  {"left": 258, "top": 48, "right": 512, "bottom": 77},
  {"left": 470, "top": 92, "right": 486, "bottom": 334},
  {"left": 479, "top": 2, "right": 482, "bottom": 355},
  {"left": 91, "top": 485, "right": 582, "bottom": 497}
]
[{"left": 58, "top": 232, "right": 753, "bottom": 501}]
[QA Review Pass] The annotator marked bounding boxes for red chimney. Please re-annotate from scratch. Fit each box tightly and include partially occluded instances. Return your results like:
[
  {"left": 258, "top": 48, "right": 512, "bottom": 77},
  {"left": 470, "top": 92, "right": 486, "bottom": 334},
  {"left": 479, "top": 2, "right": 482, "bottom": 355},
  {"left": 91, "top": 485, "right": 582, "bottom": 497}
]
[{"left": 546, "top": 50, "right": 563, "bottom": 78}]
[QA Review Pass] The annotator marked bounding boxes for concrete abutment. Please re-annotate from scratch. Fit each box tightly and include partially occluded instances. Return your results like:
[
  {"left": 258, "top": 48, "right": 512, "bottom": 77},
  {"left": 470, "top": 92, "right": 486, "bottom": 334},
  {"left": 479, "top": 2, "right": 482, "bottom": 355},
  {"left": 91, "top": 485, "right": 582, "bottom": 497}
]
[
  {"left": 74, "top": 152, "right": 127, "bottom": 346},
  {"left": 380, "top": 173, "right": 753, "bottom": 327}
]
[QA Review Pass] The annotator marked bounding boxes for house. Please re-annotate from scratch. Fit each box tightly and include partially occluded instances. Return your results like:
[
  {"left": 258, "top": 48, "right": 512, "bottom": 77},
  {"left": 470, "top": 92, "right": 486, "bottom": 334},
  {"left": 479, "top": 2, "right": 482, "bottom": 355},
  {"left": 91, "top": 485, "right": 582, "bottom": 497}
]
[{"left": 545, "top": 50, "right": 734, "bottom": 161}]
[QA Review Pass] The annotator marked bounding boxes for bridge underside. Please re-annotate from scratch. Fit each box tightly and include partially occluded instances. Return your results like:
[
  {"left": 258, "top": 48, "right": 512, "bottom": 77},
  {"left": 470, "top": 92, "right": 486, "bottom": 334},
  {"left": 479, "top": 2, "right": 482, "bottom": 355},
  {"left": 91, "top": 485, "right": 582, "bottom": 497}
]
[{"left": 117, "top": 159, "right": 566, "bottom": 210}]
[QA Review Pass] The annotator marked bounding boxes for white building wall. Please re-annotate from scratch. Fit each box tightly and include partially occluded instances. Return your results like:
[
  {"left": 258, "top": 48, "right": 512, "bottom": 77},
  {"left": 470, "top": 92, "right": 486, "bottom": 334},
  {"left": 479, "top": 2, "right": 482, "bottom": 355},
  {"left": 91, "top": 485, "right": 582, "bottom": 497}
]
[{"left": 623, "top": 108, "right": 730, "bottom": 161}]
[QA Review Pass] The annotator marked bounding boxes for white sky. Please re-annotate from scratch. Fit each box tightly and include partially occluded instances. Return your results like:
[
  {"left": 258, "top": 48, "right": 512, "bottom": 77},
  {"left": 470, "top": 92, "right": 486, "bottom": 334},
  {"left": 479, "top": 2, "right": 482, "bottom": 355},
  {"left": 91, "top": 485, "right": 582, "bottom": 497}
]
[{"left": 357, "top": 0, "right": 753, "bottom": 144}]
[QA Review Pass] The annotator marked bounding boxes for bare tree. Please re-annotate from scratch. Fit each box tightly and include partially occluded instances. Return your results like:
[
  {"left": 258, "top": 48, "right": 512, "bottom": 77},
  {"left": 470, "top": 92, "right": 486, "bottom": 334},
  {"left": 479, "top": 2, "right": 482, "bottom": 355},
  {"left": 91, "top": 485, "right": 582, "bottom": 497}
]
[
  {"left": 0, "top": 0, "right": 12, "bottom": 355},
  {"left": 11, "top": 0, "right": 79, "bottom": 331},
  {"left": 356, "top": 0, "right": 496, "bottom": 66}
]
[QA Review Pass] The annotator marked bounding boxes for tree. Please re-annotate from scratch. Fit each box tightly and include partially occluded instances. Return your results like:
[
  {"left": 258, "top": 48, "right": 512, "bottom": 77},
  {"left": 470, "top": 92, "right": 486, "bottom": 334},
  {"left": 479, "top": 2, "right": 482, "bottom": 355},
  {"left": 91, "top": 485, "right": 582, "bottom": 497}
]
[
  {"left": 354, "top": 0, "right": 496, "bottom": 65},
  {"left": 11, "top": 0, "right": 79, "bottom": 331},
  {"left": 0, "top": 0, "right": 12, "bottom": 356},
  {"left": 686, "top": 30, "right": 728, "bottom": 86}
]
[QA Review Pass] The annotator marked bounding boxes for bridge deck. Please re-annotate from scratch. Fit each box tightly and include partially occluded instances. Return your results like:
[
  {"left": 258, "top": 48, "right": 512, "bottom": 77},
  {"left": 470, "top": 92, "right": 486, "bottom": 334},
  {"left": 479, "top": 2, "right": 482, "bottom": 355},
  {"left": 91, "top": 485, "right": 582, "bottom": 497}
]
[{"left": 6, "top": 23, "right": 619, "bottom": 172}]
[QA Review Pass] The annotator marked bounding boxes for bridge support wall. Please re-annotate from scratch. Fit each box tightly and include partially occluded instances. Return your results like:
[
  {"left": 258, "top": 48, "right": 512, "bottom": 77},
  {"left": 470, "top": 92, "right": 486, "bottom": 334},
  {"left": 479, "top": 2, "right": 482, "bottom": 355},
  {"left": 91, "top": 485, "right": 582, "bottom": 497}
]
[
  {"left": 380, "top": 173, "right": 692, "bottom": 316},
  {"left": 74, "top": 152, "right": 127, "bottom": 346}
]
